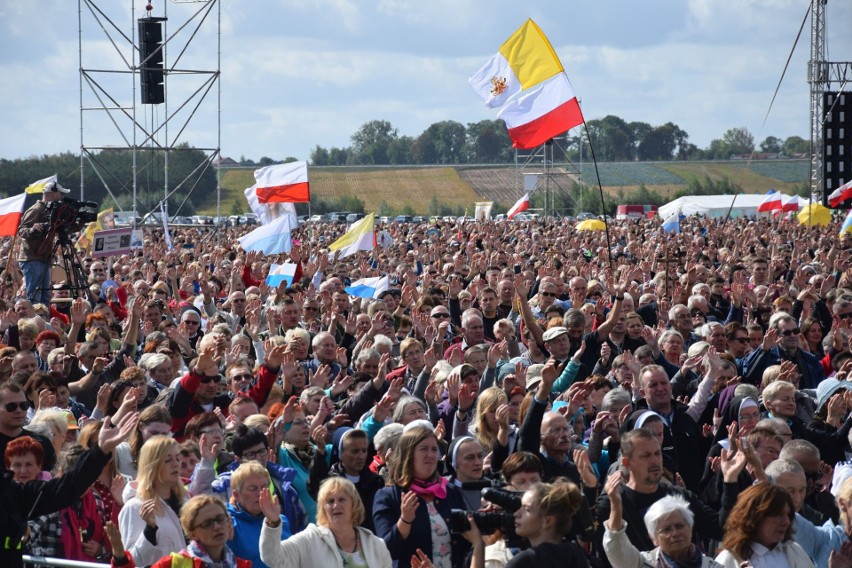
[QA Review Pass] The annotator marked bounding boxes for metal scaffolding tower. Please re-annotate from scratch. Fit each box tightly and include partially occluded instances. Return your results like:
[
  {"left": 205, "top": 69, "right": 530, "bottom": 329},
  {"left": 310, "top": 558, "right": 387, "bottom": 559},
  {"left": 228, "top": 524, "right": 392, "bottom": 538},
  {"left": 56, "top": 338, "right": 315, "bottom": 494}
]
[
  {"left": 78, "top": 0, "right": 221, "bottom": 227},
  {"left": 514, "top": 134, "right": 582, "bottom": 217},
  {"left": 808, "top": 0, "right": 851, "bottom": 200}
]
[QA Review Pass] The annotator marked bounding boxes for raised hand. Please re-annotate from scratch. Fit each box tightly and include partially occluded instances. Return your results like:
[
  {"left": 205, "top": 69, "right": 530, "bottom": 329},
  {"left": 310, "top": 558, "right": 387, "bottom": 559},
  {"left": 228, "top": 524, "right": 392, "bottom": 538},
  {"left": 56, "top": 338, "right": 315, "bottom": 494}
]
[{"left": 259, "top": 487, "right": 282, "bottom": 523}]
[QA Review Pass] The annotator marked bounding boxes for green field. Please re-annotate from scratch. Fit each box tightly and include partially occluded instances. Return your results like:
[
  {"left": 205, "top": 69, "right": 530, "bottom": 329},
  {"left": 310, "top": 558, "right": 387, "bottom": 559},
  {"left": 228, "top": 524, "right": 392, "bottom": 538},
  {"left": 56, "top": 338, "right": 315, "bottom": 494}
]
[{"left": 203, "top": 159, "right": 810, "bottom": 214}]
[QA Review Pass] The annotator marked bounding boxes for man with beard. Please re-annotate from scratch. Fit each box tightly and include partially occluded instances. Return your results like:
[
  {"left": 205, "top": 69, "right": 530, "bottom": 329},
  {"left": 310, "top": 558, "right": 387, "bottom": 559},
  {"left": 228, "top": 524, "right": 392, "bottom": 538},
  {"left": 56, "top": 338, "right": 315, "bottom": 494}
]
[
  {"left": 742, "top": 313, "right": 825, "bottom": 389},
  {"left": 593, "top": 429, "right": 740, "bottom": 564}
]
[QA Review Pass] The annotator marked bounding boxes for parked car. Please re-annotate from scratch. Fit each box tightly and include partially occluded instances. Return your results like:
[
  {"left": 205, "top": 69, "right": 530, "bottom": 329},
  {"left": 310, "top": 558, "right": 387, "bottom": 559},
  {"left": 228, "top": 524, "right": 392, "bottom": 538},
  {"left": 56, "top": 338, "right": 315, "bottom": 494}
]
[
  {"left": 380, "top": 216, "right": 392, "bottom": 224},
  {"left": 394, "top": 215, "right": 413, "bottom": 223},
  {"left": 576, "top": 212, "right": 595, "bottom": 221},
  {"left": 308, "top": 214, "right": 326, "bottom": 223},
  {"left": 345, "top": 213, "right": 365, "bottom": 223},
  {"left": 328, "top": 212, "right": 351, "bottom": 223},
  {"left": 412, "top": 215, "right": 427, "bottom": 223},
  {"left": 244, "top": 214, "right": 258, "bottom": 225}
]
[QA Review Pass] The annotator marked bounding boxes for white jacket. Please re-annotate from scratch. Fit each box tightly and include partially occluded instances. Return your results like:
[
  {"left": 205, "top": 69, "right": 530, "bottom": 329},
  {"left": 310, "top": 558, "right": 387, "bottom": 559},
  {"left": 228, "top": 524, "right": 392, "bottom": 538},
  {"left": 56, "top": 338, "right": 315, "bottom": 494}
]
[
  {"left": 260, "top": 521, "right": 392, "bottom": 568},
  {"left": 118, "top": 495, "right": 186, "bottom": 567},
  {"left": 715, "top": 541, "right": 815, "bottom": 568},
  {"left": 603, "top": 520, "right": 723, "bottom": 568}
]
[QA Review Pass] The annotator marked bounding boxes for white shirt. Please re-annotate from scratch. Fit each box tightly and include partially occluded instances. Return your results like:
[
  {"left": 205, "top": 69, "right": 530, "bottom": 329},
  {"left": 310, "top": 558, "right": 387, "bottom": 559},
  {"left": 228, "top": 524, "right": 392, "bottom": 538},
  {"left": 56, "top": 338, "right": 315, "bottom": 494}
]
[{"left": 748, "top": 542, "right": 792, "bottom": 568}]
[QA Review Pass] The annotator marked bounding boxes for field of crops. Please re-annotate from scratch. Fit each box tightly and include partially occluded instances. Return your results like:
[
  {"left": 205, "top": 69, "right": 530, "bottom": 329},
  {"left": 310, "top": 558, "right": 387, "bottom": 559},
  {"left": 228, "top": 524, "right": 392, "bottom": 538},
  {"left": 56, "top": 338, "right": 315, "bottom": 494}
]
[
  {"left": 198, "top": 160, "right": 812, "bottom": 214},
  {"left": 576, "top": 162, "right": 685, "bottom": 187},
  {"left": 207, "top": 166, "right": 481, "bottom": 214}
]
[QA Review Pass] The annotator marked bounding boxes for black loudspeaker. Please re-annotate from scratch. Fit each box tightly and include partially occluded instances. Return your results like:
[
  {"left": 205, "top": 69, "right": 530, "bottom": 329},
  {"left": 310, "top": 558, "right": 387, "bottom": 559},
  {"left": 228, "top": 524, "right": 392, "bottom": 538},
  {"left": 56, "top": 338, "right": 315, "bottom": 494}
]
[
  {"left": 823, "top": 91, "right": 852, "bottom": 207},
  {"left": 138, "top": 18, "right": 166, "bottom": 105}
]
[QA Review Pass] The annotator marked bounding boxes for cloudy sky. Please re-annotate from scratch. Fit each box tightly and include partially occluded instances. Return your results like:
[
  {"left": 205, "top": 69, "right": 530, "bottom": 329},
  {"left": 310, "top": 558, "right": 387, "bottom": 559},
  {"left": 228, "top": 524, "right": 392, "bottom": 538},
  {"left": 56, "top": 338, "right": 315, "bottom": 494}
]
[{"left": 1, "top": 0, "right": 849, "bottom": 163}]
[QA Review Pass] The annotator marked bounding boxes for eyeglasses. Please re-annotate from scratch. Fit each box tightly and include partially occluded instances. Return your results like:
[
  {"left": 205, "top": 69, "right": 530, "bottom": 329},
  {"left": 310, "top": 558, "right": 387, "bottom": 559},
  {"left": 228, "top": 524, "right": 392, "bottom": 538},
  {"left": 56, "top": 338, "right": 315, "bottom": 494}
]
[
  {"left": 200, "top": 428, "right": 224, "bottom": 437},
  {"left": 655, "top": 522, "right": 688, "bottom": 536},
  {"left": 730, "top": 336, "right": 749, "bottom": 343},
  {"left": 3, "top": 401, "right": 29, "bottom": 412},
  {"left": 240, "top": 448, "right": 268, "bottom": 461},
  {"left": 291, "top": 419, "right": 308, "bottom": 427},
  {"left": 304, "top": 306, "right": 319, "bottom": 311},
  {"left": 540, "top": 291, "right": 556, "bottom": 297},
  {"left": 780, "top": 328, "right": 800, "bottom": 336},
  {"left": 431, "top": 313, "right": 450, "bottom": 319},
  {"left": 193, "top": 514, "right": 230, "bottom": 531},
  {"left": 200, "top": 374, "right": 223, "bottom": 384},
  {"left": 183, "top": 320, "right": 200, "bottom": 325},
  {"left": 230, "top": 373, "right": 254, "bottom": 383}
]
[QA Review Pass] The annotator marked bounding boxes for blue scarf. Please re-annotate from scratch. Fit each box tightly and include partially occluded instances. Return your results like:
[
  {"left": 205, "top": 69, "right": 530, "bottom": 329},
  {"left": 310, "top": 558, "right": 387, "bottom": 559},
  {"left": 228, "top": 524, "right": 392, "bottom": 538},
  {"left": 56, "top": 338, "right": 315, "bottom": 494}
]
[{"left": 185, "top": 540, "right": 239, "bottom": 568}]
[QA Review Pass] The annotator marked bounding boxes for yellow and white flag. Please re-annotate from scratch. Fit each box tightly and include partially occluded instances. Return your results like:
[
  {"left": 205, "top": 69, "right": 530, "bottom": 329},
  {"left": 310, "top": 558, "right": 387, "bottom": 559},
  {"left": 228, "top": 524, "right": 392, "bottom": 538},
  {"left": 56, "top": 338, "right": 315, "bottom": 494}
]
[
  {"left": 328, "top": 214, "right": 375, "bottom": 259},
  {"left": 25, "top": 174, "right": 58, "bottom": 194}
]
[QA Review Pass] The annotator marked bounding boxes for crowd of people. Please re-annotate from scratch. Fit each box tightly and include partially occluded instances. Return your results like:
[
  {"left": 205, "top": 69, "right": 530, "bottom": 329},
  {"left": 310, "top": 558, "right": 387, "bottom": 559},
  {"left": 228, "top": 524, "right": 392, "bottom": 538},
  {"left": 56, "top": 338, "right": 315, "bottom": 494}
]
[{"left": 4, "top": 181, "right": 852, "bottom": 567}]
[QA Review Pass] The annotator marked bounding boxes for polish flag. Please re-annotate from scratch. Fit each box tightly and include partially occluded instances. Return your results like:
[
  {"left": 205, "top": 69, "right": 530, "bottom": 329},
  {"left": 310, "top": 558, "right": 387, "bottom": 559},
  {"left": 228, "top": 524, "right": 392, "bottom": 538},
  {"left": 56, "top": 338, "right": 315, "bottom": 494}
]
[
  {"left": 828, "top": 180, "right": 852, "bottom": 208},
  {"left": 507, "top": 193, "right": 530, "bottom": 219},
  {"left": 498, "top": 73, "right": 584, "bottom": 149},
  {"left": 254, "top": 161, "right": 310, "bottom": 204},
  {"left": 757, "top": 190, "right": 782, "bottom": 213},
  {"left": 0, "top": 193, "right": 27, "bottom": 237},
  {"left": 780, "top": 194, "right": 799, "bottom": 212}
]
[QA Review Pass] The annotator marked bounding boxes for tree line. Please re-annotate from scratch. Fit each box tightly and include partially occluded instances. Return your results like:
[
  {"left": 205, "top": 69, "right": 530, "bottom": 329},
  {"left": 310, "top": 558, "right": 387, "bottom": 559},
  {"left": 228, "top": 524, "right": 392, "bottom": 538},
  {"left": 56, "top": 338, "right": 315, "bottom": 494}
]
[
  {"left": 0, "top": 145, "right": 217, "bottom": 215},
  {"left": 305, "top": 116, "right": 809, "bottom": 166}
]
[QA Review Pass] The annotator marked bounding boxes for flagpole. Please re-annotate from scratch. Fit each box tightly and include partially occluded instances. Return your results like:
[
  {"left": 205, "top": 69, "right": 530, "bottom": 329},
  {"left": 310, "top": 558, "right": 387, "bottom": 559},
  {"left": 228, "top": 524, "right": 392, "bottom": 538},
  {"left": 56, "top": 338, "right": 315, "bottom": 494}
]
[{"left": 581, "top": 118, "right": 613, "bottom": 270}]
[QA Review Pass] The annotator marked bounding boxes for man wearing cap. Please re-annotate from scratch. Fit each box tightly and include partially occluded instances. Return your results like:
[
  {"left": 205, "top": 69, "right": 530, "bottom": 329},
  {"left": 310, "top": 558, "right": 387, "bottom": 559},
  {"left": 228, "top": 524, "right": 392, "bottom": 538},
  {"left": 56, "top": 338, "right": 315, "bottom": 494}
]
[{"left": 18, "top": 179, "right": 70, "bottom": 305}]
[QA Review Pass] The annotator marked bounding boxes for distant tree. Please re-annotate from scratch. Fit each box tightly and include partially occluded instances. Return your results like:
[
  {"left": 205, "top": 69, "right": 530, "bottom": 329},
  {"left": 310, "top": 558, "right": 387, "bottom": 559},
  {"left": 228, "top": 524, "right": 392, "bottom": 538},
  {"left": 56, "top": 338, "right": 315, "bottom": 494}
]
[
  {"left": 282, "top": 156, "right": 298, "bottom": 164},
  {"left": 350, "top": 120, "right": 398, "bottom": 164},
  {"left": 388, "top": 136, "right": 414, "bottom": 165},
  {"left": 783, "top": 135, "right": 809, "bottom": 155},
  {"left": 627, "top": 121, "right": 653, "bottom": 159},
  {"left": 638, "top": 124, "right": 678, "bottom": 161},
  {"left": 759, "top": 136, "right": 783, "bottom": 153},
  {"left": 465, "top": 120, "right": 512, "bottom": 163},
  {"left": 423, "top": 121, "right": 466, "bottom": 164},
  {"left": 310, "top": 145, "right": 329, "bottom": 166},
  {"left": 328, "top": 147, "right": 349, "bottom": 166},
  {"left": 721, "top": 127, "right": 755, "bottom": 156},
  {"left": 586, "top": 115, "right": 633, "bottom": 161},
  {"left": 410, "top": 133, "right": 437, "bottom": 164},
  {"left": 258, "top": 156, "right": 275, "bottom": 166}
]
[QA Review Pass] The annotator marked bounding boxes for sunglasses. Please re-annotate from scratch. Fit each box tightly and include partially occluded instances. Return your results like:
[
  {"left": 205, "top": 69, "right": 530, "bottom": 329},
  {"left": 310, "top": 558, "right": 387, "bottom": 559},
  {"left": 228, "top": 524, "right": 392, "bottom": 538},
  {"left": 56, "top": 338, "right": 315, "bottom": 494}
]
[
  {"left": 730, "top": 336, "right": 749, "bottom": 343},
  {"left": 431, "top": 313, "right": 450, "bottom": 319},
  {"left": 230, "top": 373, "right": 254, "bottom": 382},
  {"left": 540, "top": 291, "right": 556, "bottom": 297},
  {"left": 780, "top": 328, "right": 800, "bottom": 336},
  {"left": 183, "top": 320, "right": 200, "bottom": 325},
  {"left": 199, "top": 374, "right": 223, "bottom": 384},
  {"left": 193, "top": 514, "right": 230, "bottom": 531},
  {"left": 4, "top": 401, "right": 29, "bottom": 412}
]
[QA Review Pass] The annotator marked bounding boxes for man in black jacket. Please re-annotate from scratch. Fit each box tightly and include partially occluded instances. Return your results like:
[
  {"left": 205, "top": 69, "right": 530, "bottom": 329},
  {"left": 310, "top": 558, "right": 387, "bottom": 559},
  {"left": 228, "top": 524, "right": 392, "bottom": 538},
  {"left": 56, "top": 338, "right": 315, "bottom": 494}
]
[{"left": 0, "top": 408, "right": 136, "bottom": 568}]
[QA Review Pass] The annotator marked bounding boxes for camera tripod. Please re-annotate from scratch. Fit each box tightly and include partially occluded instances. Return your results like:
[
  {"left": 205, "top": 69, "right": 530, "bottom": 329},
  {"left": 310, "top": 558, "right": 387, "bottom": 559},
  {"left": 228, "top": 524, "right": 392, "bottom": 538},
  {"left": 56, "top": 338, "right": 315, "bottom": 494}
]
[{"left": 53, "top": 231, "right": 90, "bottom": 294}]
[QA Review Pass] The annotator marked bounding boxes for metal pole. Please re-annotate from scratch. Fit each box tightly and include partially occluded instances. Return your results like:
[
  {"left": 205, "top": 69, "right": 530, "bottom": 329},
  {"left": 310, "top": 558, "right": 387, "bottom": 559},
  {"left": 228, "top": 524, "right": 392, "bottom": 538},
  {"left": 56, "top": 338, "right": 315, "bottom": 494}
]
[
  {"left": 216, "top": 0, "right": 221, "bottom": 244},
  {"left": 163, "top": 0, "right": 169, "bottom": 223},
  {"left": 23, "top": 555, "right": 108, "bottom": 568},
  {"left": 132, "top": 0, "right": 138, "bottom": 234},
  {"left": 78, "top": 0, "right": 84, "bottom": 201}
]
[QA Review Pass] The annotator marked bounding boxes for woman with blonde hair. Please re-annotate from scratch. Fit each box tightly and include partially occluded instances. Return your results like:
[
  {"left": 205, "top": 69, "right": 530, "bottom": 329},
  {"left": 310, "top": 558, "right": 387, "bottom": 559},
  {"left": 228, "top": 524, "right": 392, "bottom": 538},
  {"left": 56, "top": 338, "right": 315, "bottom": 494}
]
[
  {"left": 118, "top": 436, "right": 189, "bottom": 566},
  {"left": 259, "top": 477, "right": 391, "bottom": 568},
  {"left": 146, "top": 495, "right": 250, "bottom": 568},
  {"left": 470, "top": 386, "right": 516, "bottom": 475}
]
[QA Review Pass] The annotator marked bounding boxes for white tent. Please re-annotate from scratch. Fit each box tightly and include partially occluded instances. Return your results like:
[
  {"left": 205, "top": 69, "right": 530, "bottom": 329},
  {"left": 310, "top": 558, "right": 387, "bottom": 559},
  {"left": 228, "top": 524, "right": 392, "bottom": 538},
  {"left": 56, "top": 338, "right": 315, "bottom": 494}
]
[{"left": 657, "top": 194, "right": 812, "bottom": 219}]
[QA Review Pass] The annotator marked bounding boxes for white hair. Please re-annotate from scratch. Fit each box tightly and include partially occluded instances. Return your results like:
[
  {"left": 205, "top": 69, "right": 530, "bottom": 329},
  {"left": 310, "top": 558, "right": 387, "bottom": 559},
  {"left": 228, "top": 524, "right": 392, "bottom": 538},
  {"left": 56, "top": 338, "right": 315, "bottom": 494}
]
[{"left": 644, "top": 494, "right": 694, "bottom": 537}]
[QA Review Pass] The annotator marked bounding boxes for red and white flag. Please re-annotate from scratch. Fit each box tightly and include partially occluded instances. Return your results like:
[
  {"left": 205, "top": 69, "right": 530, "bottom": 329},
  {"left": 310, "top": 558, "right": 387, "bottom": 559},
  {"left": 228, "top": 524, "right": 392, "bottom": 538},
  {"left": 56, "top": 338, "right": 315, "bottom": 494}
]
[
  {"left": 0, "top": 193, "right": 27, "bottom": 237},
  {"left": 757, "top": 190, "right": 782, "bottom": 213},
  {"left": 254, "top": 161, "right": 310, "bottom": 204},
  {"left": 507, "top": 193, "right": 530, "bottom": 219},
  {"left": 780, "top": 194, "right": 799, "bottom": 212},
  {"left": 829, "top": 180, "right": 852, "bottom": 208}
]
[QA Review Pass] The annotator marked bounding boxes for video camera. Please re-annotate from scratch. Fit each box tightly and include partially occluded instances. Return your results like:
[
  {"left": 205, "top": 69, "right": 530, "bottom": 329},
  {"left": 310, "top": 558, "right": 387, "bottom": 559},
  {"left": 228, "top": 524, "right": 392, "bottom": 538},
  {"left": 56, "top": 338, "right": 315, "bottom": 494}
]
[
  {"left": 448, "top": 480, "right": 525, "bottom": 547},
  {"left": 46, "top": 197, "right": 99, "bottom": 234}
]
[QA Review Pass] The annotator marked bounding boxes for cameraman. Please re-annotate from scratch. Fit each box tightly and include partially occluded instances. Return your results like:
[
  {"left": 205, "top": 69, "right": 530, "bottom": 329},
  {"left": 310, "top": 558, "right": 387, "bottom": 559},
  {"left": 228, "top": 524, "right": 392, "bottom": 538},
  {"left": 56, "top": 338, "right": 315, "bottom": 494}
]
[{"left": 18, "top": 180, "right": 69, "bottom": 304}]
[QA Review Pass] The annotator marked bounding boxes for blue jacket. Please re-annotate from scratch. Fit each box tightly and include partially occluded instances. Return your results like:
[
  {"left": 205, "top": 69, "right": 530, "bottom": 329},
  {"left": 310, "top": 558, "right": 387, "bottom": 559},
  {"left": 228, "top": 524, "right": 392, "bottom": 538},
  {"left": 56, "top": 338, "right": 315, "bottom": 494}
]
[
  {"left": 793, "top": 512, "right": 845, "bottom": 567},
  {"left": 212, "top": 461, "right": 306, "bottom": 533},
  {"left": 276, "top": 444, "right": 331, "bottom": 525},
  {"left": 226, "top": 502, "right": 291, "bottom": 568},
  {"left": 373, "top": 484, "right": 470, "bottom": 568},
  {"left": 742, "top": 345, "right": 825, "bottom": 389}
]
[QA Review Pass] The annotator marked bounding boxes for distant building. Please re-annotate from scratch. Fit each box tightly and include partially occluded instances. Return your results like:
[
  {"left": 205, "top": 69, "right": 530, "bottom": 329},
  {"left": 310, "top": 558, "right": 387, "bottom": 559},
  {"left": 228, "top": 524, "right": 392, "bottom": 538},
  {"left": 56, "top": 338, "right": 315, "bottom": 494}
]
[{"left": 213, "top": 156, "right": 239, "bottom": 168}]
